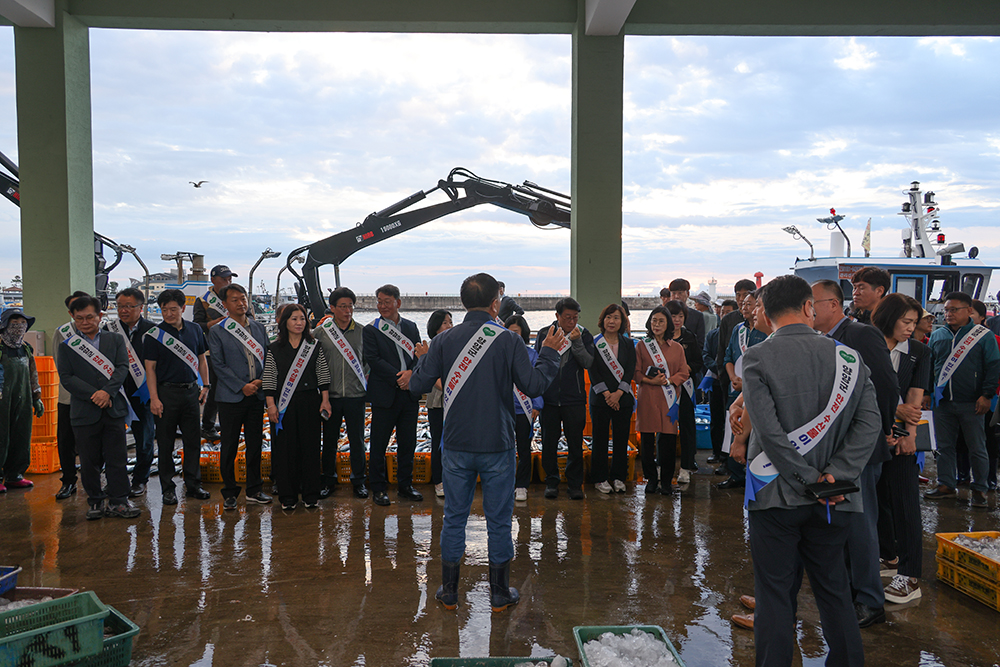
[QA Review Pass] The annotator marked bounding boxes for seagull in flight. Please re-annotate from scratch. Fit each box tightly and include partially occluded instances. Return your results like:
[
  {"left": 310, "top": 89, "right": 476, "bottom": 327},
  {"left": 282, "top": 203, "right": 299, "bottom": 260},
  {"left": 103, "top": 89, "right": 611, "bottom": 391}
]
[{"left": 189, "top": 181, "right": 209, "bottom": 188}]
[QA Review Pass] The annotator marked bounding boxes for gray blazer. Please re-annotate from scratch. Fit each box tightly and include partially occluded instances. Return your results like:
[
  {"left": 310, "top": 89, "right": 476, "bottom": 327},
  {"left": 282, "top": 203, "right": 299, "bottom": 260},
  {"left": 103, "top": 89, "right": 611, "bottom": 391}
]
[
  {"left": 742, "top": 323, "right": 881, "bottom": 513},
  {"left": 56, "top": 332, "right": 130, "bottom": 427},
  {"left": 208, "top": 318, "right": 269, "bottom": 404}
]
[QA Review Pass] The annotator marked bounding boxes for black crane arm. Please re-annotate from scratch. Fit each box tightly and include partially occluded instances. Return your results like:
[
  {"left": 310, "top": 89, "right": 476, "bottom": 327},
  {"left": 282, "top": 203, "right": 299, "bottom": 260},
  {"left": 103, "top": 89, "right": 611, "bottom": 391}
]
[{"left": 287, "top": 167, "right": 570, "bottom": 319}]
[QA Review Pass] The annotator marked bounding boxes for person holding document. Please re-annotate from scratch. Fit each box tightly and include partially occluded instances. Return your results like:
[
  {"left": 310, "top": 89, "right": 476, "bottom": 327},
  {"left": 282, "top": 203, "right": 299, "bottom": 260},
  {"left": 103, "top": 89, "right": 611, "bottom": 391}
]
[
  {"left": 742, "top": 275, "right": 880, "bottom": 667},
  {"left": 209, "top": 283, "right": 271, "bottom": 510},
  {"left": 410, "top": 273, "right": 562, "bottom": 613}
]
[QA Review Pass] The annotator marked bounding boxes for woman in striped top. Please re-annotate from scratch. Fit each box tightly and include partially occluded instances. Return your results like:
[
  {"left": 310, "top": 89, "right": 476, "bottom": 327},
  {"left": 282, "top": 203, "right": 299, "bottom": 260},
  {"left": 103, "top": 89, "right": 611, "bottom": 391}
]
[{"left": 264, "top": 304, "right": 332, "bottom": 510}]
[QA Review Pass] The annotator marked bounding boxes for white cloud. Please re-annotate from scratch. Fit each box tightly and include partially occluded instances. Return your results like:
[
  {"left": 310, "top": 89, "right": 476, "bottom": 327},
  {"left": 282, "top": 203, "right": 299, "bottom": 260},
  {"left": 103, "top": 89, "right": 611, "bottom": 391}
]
[
  {"left": 834, "top": 37, "right": 878, "bottom": 70},
  {"left": 735, "top": 62, "right": 751, "bottom": 74}
]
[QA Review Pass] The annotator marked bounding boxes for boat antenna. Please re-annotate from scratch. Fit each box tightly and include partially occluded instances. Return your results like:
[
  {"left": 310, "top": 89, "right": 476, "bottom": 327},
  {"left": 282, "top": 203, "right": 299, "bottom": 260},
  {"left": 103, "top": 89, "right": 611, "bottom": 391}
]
[
  {"left": 782, "top": 225, "right": 815, "bottom": 260},
  {"left": 818, "top": 208, "right": 851, "bottom": 257}
]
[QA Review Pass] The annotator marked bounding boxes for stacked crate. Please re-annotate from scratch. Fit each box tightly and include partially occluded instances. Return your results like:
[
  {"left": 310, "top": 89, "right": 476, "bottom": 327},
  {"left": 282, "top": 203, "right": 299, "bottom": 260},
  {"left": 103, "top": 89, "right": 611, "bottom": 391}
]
[{"left": 27, "top": 356, "right": 60, "bottom": 474}]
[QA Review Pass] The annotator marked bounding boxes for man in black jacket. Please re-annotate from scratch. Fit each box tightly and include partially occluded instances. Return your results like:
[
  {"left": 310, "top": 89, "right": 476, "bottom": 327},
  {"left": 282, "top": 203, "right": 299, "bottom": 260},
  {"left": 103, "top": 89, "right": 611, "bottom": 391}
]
[
  {"left": 497, "top": 282, "right": 524, "bottom": 323},
  {"left": 363, "top": 284, "right": 426, "bottom": 506},
  {"left": 713, "top": 280, "right": 757, "bottom": 471},
  {"left": 193, "top": 264, "right": 235, "bottom": 440},
  {"left": 57, "top": 296, "right": 141, "bottom": 520},
  {"left": 662, "top": 279, "right": 705, "bottom": 347},
  {"left": 535, "top": 297, "right": 595, "bottom": 499},
  {"left": 813, "top": 280, "right": 899, "bottom": 628}
]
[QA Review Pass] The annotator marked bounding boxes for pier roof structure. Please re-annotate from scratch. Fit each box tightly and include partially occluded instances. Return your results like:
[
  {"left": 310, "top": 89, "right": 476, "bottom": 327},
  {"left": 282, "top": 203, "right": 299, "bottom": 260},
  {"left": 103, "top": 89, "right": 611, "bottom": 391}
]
[{"left": 5, "top": 0, "right": 1000, "bottom": 342}]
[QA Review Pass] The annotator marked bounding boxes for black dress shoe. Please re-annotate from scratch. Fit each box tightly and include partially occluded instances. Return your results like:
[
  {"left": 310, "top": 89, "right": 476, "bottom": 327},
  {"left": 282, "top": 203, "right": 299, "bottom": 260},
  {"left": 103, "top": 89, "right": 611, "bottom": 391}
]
[
  {"left": 55, "top": 483, "right": 77, "bottom": 500},
  {"left": 223, "top": 497, "right": 237, "bottom": 511},
  {"left": 855, "top": 602, "right": 885, "bottom": 628},
  {"left": 568, "top": 489, "right": 584, "bottom": 500},
  {"left": 714, "top": 466, "right": 729, "bottom": 476},
  {"left": 373, "top": 491, "right": 390, "bottom": 506},
  {"left": 186, "top": 487, "right": 211, "bottom": 500},
  {"left": 398, "top": 486, "right": 424, "bottom": 501},
  {"left": 717, "top": 478, "right": 745, "bottom": 490},
  {"left": 706, "top": 455, "right": 721, "bottom": 464},
  {"left": 353, "top": 484, "right": 369, "bottom": 499},
  {"left": 319, "top": 486, "right": 333, "bottom": 499},
  {"left": 544, "top": 486, "right": 559, "bottom": 499},
  {"left": 129, "top": 482, "right": 146, "bottom": 498},
  {"left": 644, "top": 481, "right": 659, "bottom": 495},
  {"left": 162, "top": 491, "right": 178, "bottom": 505}
]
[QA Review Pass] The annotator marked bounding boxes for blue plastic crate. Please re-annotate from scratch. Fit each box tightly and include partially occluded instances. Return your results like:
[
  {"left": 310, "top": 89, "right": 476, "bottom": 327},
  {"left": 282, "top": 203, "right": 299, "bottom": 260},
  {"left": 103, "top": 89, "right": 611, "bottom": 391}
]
[{"left": 0, "top": 567, "right": 21, "bottom": 597}]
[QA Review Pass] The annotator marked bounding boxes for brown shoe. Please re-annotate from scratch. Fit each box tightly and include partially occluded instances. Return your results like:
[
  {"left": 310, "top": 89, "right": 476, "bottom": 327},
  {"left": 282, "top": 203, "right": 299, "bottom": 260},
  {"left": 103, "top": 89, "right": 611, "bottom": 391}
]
[
  {"left": 731, "top": 613, "right": 754, "bottom": 630},
  {"left": 923, "top": 484, "right": 956, "bottom": 499},
  {"left": 739, "top": 595, "right": 756, "bottom": 611}
]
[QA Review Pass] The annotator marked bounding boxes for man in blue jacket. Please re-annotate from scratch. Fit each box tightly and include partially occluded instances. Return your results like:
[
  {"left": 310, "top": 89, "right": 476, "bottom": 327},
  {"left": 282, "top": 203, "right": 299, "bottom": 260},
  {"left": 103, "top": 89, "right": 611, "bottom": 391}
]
[
  {"left": 925, "top": 291, "right": 1000, "bottom": 508},
  {"left": 410, "top": 272, "right": 563, "bottom": 612}
]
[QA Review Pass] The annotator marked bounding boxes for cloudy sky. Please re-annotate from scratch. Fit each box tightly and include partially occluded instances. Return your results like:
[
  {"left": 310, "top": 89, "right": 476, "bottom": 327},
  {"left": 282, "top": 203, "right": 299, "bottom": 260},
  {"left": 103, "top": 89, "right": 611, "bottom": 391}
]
[{"left": 1, "top": 30, "right": 998, "bottom": 300}]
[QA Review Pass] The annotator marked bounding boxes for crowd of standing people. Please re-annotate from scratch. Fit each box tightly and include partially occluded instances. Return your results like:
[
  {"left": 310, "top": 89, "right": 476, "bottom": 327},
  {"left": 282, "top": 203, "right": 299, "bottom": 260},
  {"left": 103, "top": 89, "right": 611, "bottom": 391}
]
[{"left": 2, "top": 264, "right": 1000, "bottom": 666}]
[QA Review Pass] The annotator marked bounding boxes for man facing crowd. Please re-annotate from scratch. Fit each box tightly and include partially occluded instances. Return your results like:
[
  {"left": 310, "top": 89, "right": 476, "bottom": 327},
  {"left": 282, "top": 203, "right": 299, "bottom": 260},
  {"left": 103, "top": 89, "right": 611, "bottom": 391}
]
[
  {"left": 535, "top": 297, "right": 594, "bottom": 500},
  {"left": 145, "top": 289, "right": 212, "bottom": 506},
  {"left": 105, "top": 288, "right": 156, "bottom": 497},
  {"left": 194, "top": 264, "right": 236, "bottom": 441},
  {"left": 409, "top": 272, "right": 562, "bottom": 612},
  {"left": 363, "top": 284, "right": 425, "bottom": 506},
  {"left": 52, "top": 290, "right": 91, "bottom": 500},
  {"left": 208, "top": 283, "right": 271, "bottom": 510},
  {"left": 850, "top": 267, "right": 890, "bottom": 325},
  {"left": 661, "top": 279, "right": 705, "bottom": 346},
  {"left": 742, "top": 274, "right": 880, "bottom": 667},
  {"left": 315, "top": 286, "right": 369, "bottom": 499}
]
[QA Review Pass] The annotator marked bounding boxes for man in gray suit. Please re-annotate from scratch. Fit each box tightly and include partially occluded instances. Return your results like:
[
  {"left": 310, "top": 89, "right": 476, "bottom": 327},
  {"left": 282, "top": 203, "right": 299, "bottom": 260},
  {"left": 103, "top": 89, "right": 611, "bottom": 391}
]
[
  {"left": 741, "top": 275, "right": 880, "bottom": 667},
  {"left": 56, "top": 295, "right": 140, "bottom": 520}
]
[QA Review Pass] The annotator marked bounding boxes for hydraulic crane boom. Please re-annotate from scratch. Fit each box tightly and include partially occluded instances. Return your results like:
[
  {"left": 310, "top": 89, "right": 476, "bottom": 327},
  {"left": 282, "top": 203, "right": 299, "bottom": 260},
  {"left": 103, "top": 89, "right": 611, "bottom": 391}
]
[{"left": 286, "top": 167, "right": 571, "bottom": 319}]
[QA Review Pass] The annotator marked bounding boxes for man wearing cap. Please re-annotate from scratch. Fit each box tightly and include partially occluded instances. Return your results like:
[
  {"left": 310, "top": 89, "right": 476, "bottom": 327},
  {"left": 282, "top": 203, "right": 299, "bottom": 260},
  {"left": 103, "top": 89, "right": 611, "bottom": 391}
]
[
  {"left": 0, "top": 308, "right": 43, "bottom": 493},
  {"left": 194, "top": 264, "right": 236, "bottom": 441},
  {"left": 691, "top": 291, "right": 718, "bottom": 332}
]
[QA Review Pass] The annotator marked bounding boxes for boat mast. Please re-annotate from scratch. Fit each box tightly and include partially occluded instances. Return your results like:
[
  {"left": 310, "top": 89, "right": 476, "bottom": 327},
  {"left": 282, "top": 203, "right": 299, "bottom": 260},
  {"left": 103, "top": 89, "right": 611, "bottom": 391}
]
[{"left": 899, "top": 182, "right": 939, "bottom": 258}]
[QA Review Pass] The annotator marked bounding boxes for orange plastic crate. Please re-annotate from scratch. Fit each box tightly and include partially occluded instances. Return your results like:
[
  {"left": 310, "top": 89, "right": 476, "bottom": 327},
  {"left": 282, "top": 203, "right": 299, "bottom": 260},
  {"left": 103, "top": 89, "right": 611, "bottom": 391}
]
[
  {"left": 537, "top": 454, "right": 569, "bottom": 483},
  {"left": 336, "top": 451, "right": 369, "bottom": 484},
  {"left": 31, "top": 399, "right": 58, "bottom": 441},
  {"left": 412, "top": 452, "right": 432, "bottom": 484},
  {"left": 27, "top": 440, "right": 60, "bottom": 474},
  {"left": 235, "top": 450, "right": 272, "bottom": 483},
  {"left": 937, "top": 557, "right": 1000, "bottom": 612},
  {"left": 386, "top": 451, "right": 398, "bottom": 484},
  {"left": 936, "top": 532, "right": 1000, "bottom": 585}
]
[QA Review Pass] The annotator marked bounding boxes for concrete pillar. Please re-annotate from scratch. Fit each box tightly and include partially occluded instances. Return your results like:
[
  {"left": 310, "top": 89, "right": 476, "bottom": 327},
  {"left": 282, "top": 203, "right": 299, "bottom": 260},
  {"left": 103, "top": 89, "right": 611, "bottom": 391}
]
[
  {"left": 15, "top": 9, "right": 94, "bottom": 351},
  {"left": 571, "top": 13, "right": 623, "bottom": 323}
]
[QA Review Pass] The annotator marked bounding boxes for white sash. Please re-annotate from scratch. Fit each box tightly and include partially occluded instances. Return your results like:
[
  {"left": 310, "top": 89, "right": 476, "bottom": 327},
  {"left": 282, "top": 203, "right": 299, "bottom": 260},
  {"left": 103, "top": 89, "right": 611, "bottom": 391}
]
[
  {"left": 748, "top": 345, "right": 862, "bottom": 483},
  {"left": 936, "top": 324, "right": 991, "bottom": 388},
  {"left": 374, "top": 317, "right": 415, "bottom": 358},
  {"left": 514, "top": 386, "right": 534, "bottom": 417},
  {"left": 683, "top": 378, "right": 695, "bottom": 398},
  {"left": 594, "top": 334, "right": 624, "bottom": 383},
  {"left": 57, "top": 321, "right": 75, "bottom": 340},
  {"left": 643, "top": 337, "right": 678, "bottom": 410},
  {"left": 63, "top": 333, "right": 138, "bottom": 421},
  {"left": 318, "top": 318, "right": 367, "bottom": 389},
  {"left": 145, "top": 326, "right": 203, "bottom": 385},
  {"left": 106, "top": 319, "right": 146, "bottom": 391},
  {"left": 553, "top": 324, "right": 582, "bottom": 356},
  {"left": 219, "top": 317, "right": 265, "bottom": 365},
  {"left": 277, "top": 340, "right": 317, "bottom": 415},
  {"left": 738, "top": 323, "right": 749, "bottom": 355},
  {"left": 443, "top": 321, "right": 503, "bottom": 420},
  {"left": 202, "top": 289, "right": 228, "bottom": 317}
]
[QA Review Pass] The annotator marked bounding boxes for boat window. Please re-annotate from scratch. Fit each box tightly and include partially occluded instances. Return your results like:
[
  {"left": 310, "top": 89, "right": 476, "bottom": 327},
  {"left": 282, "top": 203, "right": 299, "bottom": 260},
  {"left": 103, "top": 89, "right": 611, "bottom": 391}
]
[
  {"left": 961, "top": 274, "right": 984, "bottom": 298},
  {"left": 926, "top": 274, "right": 959, "bottom": 304}
]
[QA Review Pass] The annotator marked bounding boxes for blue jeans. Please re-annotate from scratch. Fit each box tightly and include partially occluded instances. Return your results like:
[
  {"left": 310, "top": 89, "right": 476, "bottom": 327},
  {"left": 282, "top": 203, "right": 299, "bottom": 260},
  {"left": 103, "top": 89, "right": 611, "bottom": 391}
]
[
  {"left": 129, "top": 398, "right": 156, "bottom": 486},
  {"left": 441, "top": 448, "right": 515, "bottom": 564},
  {"left": 935, "top": 401, "right": 988, "bottom": 491}
]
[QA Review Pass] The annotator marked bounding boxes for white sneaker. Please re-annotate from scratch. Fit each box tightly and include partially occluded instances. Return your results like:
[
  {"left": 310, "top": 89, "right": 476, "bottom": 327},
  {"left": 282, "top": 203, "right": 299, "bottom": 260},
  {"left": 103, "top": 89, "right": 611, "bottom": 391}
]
[
  {"left": 435, "top": 483, "right": 445, "bottom": 498},
  {"left": 612, "top": 480, "right": 627, "bottom": 493},
  {"left": 595, "top": 481, "right": 613, "bottom": 494},
  {"left": 677, "top": 469, "right": 691, "bottom": 484},
  {"left": 884, "top": 575, "right": 921, "bottom": 604},
  {"left": 514, "top": 487, "right": 528, "bottom": 502}
]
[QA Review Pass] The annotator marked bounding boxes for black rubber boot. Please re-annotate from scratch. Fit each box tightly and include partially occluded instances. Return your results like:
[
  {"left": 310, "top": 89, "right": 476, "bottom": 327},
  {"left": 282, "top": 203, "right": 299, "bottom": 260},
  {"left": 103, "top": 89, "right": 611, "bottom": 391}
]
[
  {"left": 435, "top": 560, "right": 460, "bottom": 610},
  {"left": 489, "top": 560, "right": 520, "bottom": 612}
]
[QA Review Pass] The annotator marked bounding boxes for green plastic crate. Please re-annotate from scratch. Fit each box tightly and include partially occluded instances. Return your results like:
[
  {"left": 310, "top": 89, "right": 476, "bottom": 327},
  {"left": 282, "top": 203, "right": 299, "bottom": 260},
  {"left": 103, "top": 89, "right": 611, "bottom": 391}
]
[
  {"left": 0, "top": 591, "right": 109, "bottom": 667},
  {"left": 429, "top": 658, "right": 572, "bottom": 666},
  {"left": 573, "top": 625, "right": 685, "bottom": 667},
  {"left": 66, "top": 606, "right": 140, "bottom": 667}
]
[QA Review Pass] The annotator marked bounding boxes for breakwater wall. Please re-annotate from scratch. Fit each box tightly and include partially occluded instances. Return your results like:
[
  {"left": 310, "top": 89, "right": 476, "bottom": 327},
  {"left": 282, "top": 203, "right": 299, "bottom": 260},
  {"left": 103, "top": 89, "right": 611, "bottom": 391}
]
[{"left": 354, "top": 295, "right": 664, "bottom": 310}]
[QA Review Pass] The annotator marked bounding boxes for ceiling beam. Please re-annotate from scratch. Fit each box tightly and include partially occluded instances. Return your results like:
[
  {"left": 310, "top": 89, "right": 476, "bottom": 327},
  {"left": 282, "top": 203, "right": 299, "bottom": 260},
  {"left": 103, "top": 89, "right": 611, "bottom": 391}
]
[
  {"left": 0, "top": 0, "right": 55, "bottom": 27},
  {"left": 585, "top": 0, "right": 637, "bottom": 36}
]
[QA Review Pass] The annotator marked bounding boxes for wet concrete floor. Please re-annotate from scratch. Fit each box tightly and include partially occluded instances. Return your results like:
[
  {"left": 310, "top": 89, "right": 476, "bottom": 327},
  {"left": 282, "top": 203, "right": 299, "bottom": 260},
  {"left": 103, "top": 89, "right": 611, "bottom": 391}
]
[{"left": 4, "top": 450, "right": 1000, "bottom": 667}]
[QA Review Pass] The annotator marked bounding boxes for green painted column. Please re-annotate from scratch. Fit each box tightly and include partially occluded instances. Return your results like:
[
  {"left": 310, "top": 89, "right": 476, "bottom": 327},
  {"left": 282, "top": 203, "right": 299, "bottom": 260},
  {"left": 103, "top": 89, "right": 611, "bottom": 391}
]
[
  {"left": 571, "top": 16, "right": 623, "bottom": 323},
  {"left": 15, "top": 10, "right": 94, "bottom": 351}
]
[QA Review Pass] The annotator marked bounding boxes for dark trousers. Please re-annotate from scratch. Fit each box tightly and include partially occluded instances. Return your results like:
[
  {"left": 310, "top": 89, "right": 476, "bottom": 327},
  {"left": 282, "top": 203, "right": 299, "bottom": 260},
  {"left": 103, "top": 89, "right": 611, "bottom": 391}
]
[
  {"left": 155, "top": 384, "right": 202, "bottom": 494},
  {"left": 428, "top": 406, "right": 443, "bottom": 486},
  {"left": 321, "top": 396, "right": 367, "bottom": 487},
  {"left": 750, "top": 505, "right": 864, "bottom": 667},
  {"left": 57, "top": 402, "right": 78, "bottom": 485},
  {"left": 876, "top": 453, "right": 922, "bottom": 578},
  {"left": 678, "top": 391, "right": 696, "bottom": 470},
  {"left": 589, "top": 393, "right": 634, "bottom": 483},
  {"left": 369, "top": 393, "right": 419, "bottom": 493},
  {"left": 640, "top": 432, "right": 676, "bottom": 488},
  {"left": 201, "top": 362, "right": 218, "bottom": 431},
  {"left": 218, "top": 396, "right": 265, "bottom": 499},
  {"left": 273, "top": 390, "right": 322, "bottom": 505},
  {"left": 514, "top": 412, "right": 534, "bottom": 488},
  {"left": 540, "top": 403, "right": 585, "bottom": 490},
  {"left": 0, "top": 389, "right": 31, "bottom": 482},
  {"left": 128, "top": 397, "right": 155, "bottom": 486},
  {"left": 846, "top": 461, "right": 884, "bottom": 608},
  {"left": 709, "top": 378, "right": 726, "bottom": 458},
  {"left": 957, "top": 412, "right": 998, "bottom": 488},
  {"left": 74, "top": 412, "right": 130, "bottom": 506}
]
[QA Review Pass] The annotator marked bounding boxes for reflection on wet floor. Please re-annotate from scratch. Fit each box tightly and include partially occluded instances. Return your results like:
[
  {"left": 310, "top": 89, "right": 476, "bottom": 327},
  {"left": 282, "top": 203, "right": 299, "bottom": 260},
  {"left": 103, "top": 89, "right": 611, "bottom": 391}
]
[{"left": 4, "top": 453, "right": 1000, "bottom": 666}]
